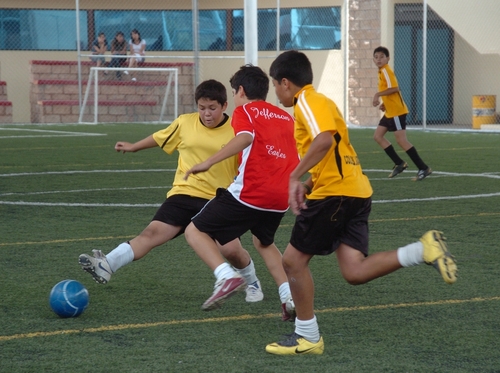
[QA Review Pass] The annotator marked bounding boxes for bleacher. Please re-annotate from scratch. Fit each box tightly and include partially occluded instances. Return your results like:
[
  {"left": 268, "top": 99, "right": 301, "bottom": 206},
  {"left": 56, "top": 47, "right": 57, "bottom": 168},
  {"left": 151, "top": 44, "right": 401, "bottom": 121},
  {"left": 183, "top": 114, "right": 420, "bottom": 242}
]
[
  {"left": 30, "top": 60, "right": 195, "bottom": 123},
  {"left": 0, "top": 81, "right": 13, "bottom": 123}
]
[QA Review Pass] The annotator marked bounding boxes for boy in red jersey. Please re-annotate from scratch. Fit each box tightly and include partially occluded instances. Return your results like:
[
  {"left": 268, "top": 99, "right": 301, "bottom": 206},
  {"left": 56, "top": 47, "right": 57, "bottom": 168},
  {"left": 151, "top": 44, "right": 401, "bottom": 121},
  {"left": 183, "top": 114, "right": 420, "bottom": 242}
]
[
  {"left": 183, "top": 65, "right": 298, "bottom": 318},
  {"left": 265, "top": 50, "right": 457, "bottom": 355},
  {"left": 373, "top": 46, "right": 432, "bottom": 181}
]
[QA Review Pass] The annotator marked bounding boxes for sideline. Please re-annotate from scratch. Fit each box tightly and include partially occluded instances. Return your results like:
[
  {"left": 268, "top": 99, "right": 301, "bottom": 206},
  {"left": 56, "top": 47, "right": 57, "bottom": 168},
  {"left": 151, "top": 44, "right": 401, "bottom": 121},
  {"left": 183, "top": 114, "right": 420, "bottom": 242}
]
[
  {"left": 1, "top": 296, "right": 498, "bottom": 342},
  {"left": 0, "top": 127, "right": 105, "bottom": 138}
]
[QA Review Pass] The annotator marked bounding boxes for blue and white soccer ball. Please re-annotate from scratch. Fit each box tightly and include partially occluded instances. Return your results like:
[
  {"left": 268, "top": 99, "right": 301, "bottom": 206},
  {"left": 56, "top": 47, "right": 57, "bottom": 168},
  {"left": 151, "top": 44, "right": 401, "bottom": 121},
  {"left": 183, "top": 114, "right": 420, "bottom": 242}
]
[{"left": 49, "top": 279, "right": 89, "bottom": 318}]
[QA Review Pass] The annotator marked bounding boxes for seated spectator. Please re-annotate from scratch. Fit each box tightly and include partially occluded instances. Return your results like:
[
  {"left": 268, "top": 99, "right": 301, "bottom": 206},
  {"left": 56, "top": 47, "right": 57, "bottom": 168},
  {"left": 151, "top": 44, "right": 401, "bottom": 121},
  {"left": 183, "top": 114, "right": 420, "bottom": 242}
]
[
  {"left": 109, "top": 31, "right": 127, "bottom": 79},
  {"left": 90, "top": 32, "right": 108, "bottom": 75},
  {"left": 125, "top": 29, "right": 146, "bottom": 82}
]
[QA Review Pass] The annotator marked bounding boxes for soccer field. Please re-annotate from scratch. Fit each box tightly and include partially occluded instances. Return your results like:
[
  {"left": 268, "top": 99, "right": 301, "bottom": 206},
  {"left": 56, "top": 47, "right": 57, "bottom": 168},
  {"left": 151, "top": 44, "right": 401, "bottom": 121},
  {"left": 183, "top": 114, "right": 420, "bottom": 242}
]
[{"left": 1, "top": 123, "right": 499, "bottom": 373}]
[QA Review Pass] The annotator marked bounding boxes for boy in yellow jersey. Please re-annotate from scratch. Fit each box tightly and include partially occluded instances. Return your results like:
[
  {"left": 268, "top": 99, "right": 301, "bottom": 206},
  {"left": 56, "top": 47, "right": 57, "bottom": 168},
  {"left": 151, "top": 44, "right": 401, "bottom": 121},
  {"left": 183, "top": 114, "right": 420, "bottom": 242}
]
[
  {"left": 265, "top": 50, "right": 457, "bottom": 355},
  {"left": 373, "top": 46, "right": 432, "bottom": 181},
  {"left": 78, "top": 80, "right": 275, "bottom": 305}
]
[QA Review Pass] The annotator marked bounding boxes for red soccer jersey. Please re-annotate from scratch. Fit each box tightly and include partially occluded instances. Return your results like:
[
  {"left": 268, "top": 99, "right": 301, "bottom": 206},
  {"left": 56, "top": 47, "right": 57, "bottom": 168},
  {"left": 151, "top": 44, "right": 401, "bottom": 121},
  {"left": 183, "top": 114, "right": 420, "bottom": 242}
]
[{"left": 227, "top": 101, "right": 299, "bottom": 212}]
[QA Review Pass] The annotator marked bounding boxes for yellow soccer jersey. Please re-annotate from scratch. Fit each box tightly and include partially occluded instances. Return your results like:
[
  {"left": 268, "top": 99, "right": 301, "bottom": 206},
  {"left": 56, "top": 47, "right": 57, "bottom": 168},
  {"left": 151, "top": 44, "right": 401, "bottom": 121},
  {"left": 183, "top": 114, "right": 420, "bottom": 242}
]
[
  {"left": 293, "top": 85, "right": 372, "bottom": 199},
  {"left": 153, "top": 112, "right": 237, "bottom": 199},
  {"left": 378, "top": 64, "right": 409, "bottom": 118}
]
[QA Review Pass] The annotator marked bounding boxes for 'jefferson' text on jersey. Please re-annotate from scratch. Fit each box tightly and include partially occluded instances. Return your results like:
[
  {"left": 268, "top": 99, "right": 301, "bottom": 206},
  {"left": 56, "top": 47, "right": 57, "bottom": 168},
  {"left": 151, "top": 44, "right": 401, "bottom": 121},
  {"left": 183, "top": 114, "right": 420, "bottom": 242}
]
[{"left": 228, "top": 101, "right": 299, "bottom": 212}]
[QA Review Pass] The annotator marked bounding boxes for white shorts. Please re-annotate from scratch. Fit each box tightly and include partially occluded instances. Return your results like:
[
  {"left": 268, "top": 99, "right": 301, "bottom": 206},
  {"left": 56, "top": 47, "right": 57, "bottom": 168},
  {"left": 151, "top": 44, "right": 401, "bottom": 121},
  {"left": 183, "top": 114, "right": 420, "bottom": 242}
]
[{"left": 133, "top": 53, "right": 145, "bottom": 64}]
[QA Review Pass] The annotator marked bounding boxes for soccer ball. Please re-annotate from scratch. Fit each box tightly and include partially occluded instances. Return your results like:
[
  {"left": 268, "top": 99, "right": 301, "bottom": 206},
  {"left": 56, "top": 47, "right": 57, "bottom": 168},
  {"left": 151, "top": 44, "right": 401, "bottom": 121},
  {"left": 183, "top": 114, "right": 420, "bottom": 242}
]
[{"left": 49, "top": 279, "right": 89, "bottom": 318}]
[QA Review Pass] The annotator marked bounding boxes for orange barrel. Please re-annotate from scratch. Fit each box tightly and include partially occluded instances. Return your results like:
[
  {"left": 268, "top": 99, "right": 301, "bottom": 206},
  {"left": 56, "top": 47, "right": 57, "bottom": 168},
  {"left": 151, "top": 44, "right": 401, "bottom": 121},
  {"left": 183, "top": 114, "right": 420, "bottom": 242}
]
[{"left": 472, "top": 95, "right": 496, "bottom": 129}]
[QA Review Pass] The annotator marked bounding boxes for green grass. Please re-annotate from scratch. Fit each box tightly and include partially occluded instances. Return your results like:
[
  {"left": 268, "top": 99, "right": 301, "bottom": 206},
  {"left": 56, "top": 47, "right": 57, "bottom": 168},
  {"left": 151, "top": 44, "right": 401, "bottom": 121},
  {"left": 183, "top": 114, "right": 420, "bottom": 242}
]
[{"left": 1, "top": 124, "right": 499, "bottom": 372}]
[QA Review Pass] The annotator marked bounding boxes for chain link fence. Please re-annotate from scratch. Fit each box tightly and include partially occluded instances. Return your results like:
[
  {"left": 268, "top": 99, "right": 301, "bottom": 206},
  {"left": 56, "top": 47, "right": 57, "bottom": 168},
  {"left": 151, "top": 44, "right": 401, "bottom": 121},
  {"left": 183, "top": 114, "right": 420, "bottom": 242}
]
[{"left": 0, "top": 1, "right": 498, "bottom": 129}]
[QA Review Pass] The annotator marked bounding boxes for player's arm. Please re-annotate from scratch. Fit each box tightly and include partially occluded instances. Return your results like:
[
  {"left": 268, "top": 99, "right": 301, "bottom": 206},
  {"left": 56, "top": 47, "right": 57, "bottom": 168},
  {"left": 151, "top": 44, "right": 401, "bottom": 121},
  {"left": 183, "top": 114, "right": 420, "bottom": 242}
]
[
  {"left": 289, "top": 131, "right": 333, "bottom": 215},
  {"left": 373, "top": 87, "right": 399, "bottom": 106},
  {"left": 115, "top": 135, "right": 157, "bottom": 153},
  {"left": 183, "top": 133, "right": 252, "bottom": 179}
]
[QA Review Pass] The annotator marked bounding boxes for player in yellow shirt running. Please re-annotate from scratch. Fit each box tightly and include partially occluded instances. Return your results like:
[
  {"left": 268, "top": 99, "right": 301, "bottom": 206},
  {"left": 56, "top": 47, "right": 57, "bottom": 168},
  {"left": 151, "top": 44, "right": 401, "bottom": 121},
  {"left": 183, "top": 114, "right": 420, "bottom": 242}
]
[{"left": 265, "top": 50, "right": 457, "bottom": 356}]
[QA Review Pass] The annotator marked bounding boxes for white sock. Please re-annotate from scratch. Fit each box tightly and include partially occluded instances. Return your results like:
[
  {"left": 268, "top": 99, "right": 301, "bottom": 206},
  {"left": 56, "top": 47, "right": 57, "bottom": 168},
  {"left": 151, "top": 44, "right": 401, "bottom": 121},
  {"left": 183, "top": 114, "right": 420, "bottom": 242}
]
[
  {"left": 106, "top": 242, "right": 135, "bottom": 273},
  {"left": 213, "top": 262, "right": 237, "bottom": 282},
  {"left": 397, "top": 241, "right": 424, "bottom": 267},
  {"left": 295, "top": 316, "right": 320, "bottom": 343},
  {"left": 236, "top": 260, "right": 259, "bottom": 285},
  {"left": 278, "top": 282, "right": 291, "bottom": 303}
]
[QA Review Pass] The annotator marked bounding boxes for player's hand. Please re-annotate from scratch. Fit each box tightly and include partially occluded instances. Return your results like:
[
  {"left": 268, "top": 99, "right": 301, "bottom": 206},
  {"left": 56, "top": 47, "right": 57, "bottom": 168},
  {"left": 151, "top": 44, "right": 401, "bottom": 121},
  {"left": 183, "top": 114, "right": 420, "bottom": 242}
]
[
  {"left": 115, "top": 141, "right": 134, "bottom": 153},
  {"left": 183, "top": 161, "right": 211, "bottom": 180},
  {"left": 289, "top": 179, "right": 308, "bottom": 215},
  {"left": 379, "top": 103, "right": 386, "bottom": 112},
  {"left": 372, "top": 95, "right": 380, "bottom": 107}
]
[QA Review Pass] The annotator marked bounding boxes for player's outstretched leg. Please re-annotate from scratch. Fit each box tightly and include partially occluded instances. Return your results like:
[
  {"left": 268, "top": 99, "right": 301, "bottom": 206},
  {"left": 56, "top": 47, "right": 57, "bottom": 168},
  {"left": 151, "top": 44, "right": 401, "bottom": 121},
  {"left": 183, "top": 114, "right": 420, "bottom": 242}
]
[
  {"left": 266, "top": 332, "right": 324, "bottom": 355},
  {"left": 420, "top": 230, "right": 457, "bottom": 284},
  {"left": 78, "top": 249, "right": 113, "bottom": 284}
]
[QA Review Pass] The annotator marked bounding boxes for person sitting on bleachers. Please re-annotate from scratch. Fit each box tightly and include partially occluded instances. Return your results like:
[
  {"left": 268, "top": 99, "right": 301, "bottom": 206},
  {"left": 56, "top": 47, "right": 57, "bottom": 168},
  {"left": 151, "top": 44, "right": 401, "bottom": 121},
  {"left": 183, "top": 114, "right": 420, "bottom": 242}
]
[{"left": 90, "top": 32, "right": 108, "bottom": 75}]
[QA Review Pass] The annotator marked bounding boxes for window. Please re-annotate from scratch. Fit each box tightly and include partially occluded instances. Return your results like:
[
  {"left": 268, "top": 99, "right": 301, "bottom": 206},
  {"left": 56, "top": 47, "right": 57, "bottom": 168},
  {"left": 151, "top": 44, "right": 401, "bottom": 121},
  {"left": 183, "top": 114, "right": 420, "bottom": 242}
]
[
  {"left": 0, "top": 7, "right": 340, "bottom": 51},
  {"left": 0, "top": 9, "right": 87, "bottom": 50}
]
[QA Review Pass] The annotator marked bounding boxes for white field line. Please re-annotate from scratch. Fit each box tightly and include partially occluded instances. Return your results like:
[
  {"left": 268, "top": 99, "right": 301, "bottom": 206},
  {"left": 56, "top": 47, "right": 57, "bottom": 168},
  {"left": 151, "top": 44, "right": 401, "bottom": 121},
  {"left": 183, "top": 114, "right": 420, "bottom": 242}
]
[
  {"left": 365, "top": 169, "right": 500, "bottom": 180},
  {"left": 0, "top": 185, "right": 170, "bottom": 197},
  {"left": 0, "top": 169, "right": 176, "bottom": 177},
  {"left": 0, "top": 169, "right": 499, "bottom": 207},
  {"left": 0, "top": 127, "right": 105, "bottom": 138}
]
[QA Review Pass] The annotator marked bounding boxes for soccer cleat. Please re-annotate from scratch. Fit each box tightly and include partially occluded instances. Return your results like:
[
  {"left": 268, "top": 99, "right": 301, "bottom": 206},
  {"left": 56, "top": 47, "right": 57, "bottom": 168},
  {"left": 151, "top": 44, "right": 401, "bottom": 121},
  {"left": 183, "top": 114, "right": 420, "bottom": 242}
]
[
  {"left": 281, "top": 296, "right": 296, "bottom": 322},
  {"left": 202, "top": 276, "right": 246, "bottom": 310},
  {"left": 388, "top": 162, "right": 408, "bottom": 178},
  {"left": 413, "top": 167, "right": 432, "bottom": 181},
  {"left": 420, "top": 230, "right": 457, "bottom": 284},
  {"left": 131, "top": 77, "right": 137, "bottom": 82},
  {"left": 123, "top": 70, "right": 129, "bottom": 75},
  {"left": 266, "top": 333, "right": 324, "bottom": 355},
  {"left": 245, "top": 281, "right": 264, "bottom": 302},
  {"left": 78, "top": 249, "right": 113, "bottom": 284}
]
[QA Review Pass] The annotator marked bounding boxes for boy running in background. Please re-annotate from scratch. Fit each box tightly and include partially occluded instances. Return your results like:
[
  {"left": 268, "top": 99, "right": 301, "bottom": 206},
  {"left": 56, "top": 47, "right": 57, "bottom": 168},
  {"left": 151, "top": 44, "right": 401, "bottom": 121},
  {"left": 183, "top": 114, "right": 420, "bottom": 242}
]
[
  {"left": 79, "top": 80, "right": 267, "bottom": 304},
  {"left": 373, "top": 46, "right": 432, "bottom": 181},
  {"left": 183, "top": 65, "right": 298, "bottom": 320},
  {"left": 265, "top": 50, "right": 457, "bottom": 355}
]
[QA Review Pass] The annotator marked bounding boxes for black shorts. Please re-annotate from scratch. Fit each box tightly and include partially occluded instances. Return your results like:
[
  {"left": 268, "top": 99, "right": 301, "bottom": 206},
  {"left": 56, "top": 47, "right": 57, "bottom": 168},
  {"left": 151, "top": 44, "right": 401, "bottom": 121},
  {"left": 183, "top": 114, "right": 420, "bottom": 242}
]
[
  {"left": 290, "top": 196, "right": 371, "bottom": 256},
  {"left": 152, "top": 194, "right": 209, "bottom": 235},
  {"left": 378, "top": 114, "right": 407, "bottom": 131},
  {"left": 191, "top": 188, "right": 285, "bottom": 246}
]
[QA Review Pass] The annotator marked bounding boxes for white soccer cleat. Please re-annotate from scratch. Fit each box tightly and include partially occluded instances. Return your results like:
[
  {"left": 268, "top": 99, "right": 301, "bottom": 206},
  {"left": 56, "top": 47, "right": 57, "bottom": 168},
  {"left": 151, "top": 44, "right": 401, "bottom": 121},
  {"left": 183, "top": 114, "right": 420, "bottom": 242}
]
[
  {"left": 78, "top": 249, "right": 112, "bottom": 284},
  {"left": 245, "top": 280, "right": 264, "bottom": 302}
]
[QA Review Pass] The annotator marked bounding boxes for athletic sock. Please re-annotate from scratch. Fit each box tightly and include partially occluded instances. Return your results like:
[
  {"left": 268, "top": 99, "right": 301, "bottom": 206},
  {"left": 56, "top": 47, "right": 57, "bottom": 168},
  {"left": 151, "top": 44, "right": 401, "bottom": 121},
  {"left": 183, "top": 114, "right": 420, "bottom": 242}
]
[
  {"left": 278, "top": 282, "right": 291, "bottom": 303},
  {"left": 295, "top": 316, "right": 320, "bottom": 343},
  {"left": 214, "top": 262, "right": 237, "bottom": 282},
  {"left": 236, "top": 260, "right": 259, "bottom": 285},
  {"left": 384, "top": 144, "right": 404, "bottom": 165},
  {"left": 397, "top": 241, "right": 424, "bottom": 267},
  {"left": 406, "top": 146, "right": 428, "bottom": 170},
  {"left": 106, "top": 242, "right": 135, "bottom": 273}
]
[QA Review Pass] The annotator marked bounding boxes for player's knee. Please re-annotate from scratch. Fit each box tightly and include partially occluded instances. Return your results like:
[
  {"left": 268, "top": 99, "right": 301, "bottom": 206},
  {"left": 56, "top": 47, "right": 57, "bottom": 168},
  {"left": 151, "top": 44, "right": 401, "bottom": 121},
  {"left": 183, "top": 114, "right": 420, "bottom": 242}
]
[{"left": 342, "top": 271, "right": 368, "bottom": 285}]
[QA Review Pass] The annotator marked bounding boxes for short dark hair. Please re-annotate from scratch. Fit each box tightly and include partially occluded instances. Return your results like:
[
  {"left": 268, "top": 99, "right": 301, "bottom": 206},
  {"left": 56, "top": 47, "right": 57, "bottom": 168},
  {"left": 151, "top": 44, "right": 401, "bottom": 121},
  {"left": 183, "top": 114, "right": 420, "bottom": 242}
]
[
  {"left": 374, "top": 46, "right": 390, "bottom": 57},
  {"left": 229, "top": 64, "right": 269, "bottom": 101},
  {"left": 269, "top": 50, "right": 313, "bottom": 88},
  {"left": 195, "top": 79, "right": 227, "bottom": 106}
]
